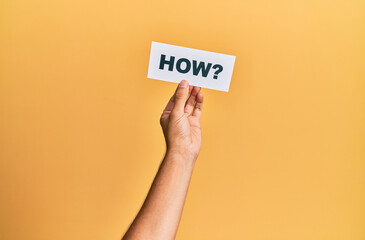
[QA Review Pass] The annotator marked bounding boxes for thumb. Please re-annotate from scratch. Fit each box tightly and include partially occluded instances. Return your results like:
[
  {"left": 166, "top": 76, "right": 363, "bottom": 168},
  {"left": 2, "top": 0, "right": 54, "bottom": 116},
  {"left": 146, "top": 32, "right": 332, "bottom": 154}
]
[{"left": 171, "top": 80, "right": 189, "bottom": 116}]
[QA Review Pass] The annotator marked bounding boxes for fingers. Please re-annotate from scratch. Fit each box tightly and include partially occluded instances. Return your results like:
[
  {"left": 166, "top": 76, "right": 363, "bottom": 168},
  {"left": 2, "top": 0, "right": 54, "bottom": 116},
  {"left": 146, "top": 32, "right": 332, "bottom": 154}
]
[
  {"left": 167, "top": 80, "right": 203, "bottom": 118},
  {"left": 192, "top": 92, "right": 203, "bottom": 119},
  {"left": 161, "top": 95, "right": 175, "bottom": 115},
  {"left": 162, "top": 84, "right": 191, "bottom": 115},
  {"left": 171, "top": 80, "right": 190, "bottom": 116},
  {"left": 185, "top": 86, "right": 201, "bottom": 114},
  {"left": 161, "top": 91, "right": 177, "bottom": 119}
]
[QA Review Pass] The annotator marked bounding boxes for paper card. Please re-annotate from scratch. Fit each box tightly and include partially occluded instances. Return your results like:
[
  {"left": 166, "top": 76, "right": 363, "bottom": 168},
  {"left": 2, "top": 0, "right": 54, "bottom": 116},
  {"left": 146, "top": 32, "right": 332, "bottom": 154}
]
[{"left": 147, "top": 41, "right": 236, "bottom": 92}]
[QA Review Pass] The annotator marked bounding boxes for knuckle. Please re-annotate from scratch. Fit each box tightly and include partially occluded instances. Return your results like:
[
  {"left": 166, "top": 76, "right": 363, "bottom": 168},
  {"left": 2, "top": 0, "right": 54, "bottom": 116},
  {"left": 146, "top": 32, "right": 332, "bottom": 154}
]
[
  {"left": 160, "top": 115, "right": 167, "bottom": 125},
  {"left": 170, "top": 111, "right": 180, "bottom": 118},
  {"left": 175, "top": 91, "right": 184, "bottom": 99},
  {"left": 175, "top": 88, "right": 188, "bottom": 99}
]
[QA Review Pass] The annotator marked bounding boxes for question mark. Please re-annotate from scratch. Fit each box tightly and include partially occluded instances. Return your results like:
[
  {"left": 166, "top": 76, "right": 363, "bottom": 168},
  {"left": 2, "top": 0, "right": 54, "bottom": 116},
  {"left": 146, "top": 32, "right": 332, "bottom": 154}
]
[{"left": 212, "top": 64, "right": 223, "bottom": 79}]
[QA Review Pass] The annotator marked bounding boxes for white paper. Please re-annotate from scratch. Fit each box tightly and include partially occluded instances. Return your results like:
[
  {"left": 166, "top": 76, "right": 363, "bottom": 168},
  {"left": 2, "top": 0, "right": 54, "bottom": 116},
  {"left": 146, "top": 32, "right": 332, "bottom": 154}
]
[{"left": 147, "top": 41, "right": 236, "bottom": 92}]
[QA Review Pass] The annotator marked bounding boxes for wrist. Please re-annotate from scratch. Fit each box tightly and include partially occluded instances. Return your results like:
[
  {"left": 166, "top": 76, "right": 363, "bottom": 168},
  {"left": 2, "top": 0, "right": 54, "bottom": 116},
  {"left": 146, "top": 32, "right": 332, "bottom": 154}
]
[{"left": 164, "top": 149, "right": 197, "bottom": 169}]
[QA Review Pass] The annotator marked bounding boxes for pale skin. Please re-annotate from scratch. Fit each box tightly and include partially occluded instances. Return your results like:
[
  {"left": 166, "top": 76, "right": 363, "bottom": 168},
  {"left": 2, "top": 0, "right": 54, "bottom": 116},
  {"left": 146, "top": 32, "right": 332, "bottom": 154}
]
[{"left": 122, "top": 80, "right": 204, "bottom": 240}]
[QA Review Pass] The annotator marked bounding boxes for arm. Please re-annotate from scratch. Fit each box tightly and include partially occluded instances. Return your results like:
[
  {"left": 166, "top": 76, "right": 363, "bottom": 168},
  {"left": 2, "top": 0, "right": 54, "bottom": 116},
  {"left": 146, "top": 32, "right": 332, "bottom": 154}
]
[{"left": 122, "top": 80, "right": 204, "bottom": 240}]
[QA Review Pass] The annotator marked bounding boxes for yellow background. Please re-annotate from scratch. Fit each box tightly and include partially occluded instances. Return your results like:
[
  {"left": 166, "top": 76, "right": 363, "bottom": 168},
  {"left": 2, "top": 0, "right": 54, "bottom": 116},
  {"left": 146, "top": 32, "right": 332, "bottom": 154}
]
[{"left": 1, "top": 0, "right": 364, "bottom": 239}]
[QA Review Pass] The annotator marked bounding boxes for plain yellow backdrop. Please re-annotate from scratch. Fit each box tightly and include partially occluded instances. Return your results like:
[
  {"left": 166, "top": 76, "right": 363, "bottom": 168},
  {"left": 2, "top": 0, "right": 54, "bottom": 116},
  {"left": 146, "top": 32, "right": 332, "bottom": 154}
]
[{"left": 0, "top": 0, "right": 364, "bottom": 239}]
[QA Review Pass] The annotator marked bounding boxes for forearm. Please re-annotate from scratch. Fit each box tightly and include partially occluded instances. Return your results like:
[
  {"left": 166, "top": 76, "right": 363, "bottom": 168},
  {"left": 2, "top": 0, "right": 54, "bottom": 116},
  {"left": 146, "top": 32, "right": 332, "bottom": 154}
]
[
  {"left": 123, "top": 152, "right": 196, "bottom": 240},
  {"left": 123, "top": 81, "right": 203, "bottom": 239}
]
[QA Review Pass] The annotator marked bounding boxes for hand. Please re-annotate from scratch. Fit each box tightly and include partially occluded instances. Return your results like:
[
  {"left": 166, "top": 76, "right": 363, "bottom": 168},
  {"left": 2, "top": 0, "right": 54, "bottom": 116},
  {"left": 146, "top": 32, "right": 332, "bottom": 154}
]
[{"left": 160, "top": 80, "right": 204, "bottom": 162}]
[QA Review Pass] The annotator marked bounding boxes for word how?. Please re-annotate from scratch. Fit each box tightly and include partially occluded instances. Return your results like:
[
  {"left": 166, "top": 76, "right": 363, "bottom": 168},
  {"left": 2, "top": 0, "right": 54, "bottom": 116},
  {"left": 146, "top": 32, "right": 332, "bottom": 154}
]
[{"left": 159, "top": 54, "right": 223, "bottom": 79}]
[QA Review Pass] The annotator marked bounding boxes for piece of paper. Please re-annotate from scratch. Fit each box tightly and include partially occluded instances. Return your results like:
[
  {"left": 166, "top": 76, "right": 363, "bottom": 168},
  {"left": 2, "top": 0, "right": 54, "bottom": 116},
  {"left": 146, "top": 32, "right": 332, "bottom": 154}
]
[{"left": 147, "top": 41, "right": 236, "bottom": 92}]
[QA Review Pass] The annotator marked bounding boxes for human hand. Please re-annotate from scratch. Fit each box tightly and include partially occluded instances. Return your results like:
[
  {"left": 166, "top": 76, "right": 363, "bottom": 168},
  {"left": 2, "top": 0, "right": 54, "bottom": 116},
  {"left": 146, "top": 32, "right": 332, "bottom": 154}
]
[{"left": 160, "top": 80, "right": 204, "bottom": 162}]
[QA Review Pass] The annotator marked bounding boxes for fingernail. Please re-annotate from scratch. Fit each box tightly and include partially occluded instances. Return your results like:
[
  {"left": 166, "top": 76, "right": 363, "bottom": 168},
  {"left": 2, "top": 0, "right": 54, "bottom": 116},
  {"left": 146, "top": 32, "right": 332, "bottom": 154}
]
[{"left": 179, "top": 80, "right": 188, "bottom": 88}]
